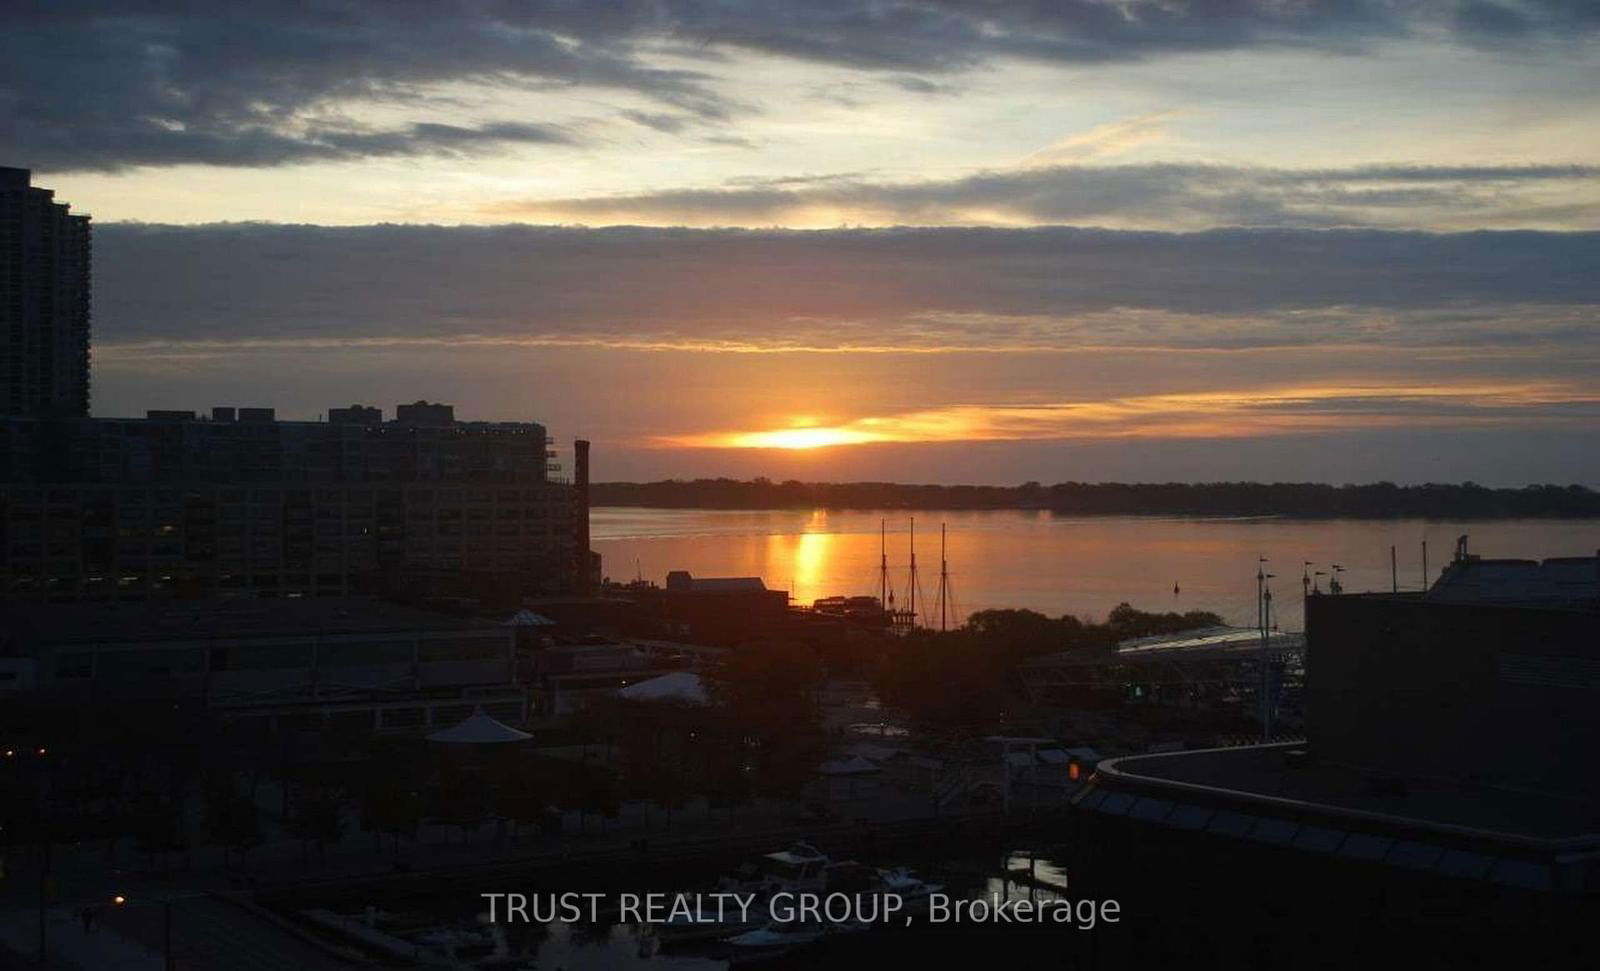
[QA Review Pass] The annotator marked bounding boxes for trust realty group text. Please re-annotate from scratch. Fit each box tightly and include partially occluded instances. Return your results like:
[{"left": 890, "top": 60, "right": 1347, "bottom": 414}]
[{"left": 481, "top": 892, "right": 1121, "bottom": 929}]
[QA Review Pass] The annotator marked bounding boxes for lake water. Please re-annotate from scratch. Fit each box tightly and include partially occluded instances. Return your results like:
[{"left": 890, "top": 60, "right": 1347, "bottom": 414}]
[{"left": 592, "top": 508, "right": 1600, "bottom": 629}]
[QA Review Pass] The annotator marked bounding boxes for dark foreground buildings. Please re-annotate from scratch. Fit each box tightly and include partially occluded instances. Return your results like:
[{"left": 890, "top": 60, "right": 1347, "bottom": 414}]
[{"left": 1071, "top": 544, "right": 1598, "bottom": 968}]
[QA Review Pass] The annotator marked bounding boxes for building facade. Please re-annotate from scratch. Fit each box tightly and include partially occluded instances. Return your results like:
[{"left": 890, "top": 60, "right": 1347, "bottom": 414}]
[
  {"left": 1, "top": 597, "right": 528, "bottom": 730},
  {"left": 0, "top": 404, "right": 589, "bottom": 603},
  {"left": 1305, "top": 551, "right": 1600, "bottom": 799},
  {"left": 1, "top": 167, "right": 92, "bottom": 418},
  {"left": 1064, "top": 546, "right": 1599, "bottom": 967}
]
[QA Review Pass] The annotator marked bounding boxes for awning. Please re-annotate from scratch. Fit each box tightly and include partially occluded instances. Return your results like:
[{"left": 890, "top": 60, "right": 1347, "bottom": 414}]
[
  {"left": 617, "top": 671, "right": 710, "bottom": 705},
  {"left": 504, "top": 609, "right": 556, "bottom": 627},
  {"left": 817, "top": 756, "right": 881, "bottom": 776},
  {"left": 426, "top": 707, "right": 532, "bottom": 744}
]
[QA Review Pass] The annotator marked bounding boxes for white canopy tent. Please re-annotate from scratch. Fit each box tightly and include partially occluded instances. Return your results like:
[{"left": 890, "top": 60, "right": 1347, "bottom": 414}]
[
  {"left": 426, "top": 707, "right": 532, "bottom": 744},
  {"left": 616, "top": 671, "right": 710, "bottom": 705},
  {"left": 503, "top": 608, "right": 556, "bottom": 628}
]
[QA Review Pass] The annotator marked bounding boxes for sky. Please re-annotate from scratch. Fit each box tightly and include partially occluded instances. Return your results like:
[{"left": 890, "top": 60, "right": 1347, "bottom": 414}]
[{"left": 5, "top": 1, "right": 1599, "bottom": 485}]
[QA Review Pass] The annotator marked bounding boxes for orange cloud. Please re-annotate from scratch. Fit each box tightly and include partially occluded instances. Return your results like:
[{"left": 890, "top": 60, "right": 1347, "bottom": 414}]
[{"left": 658, "top": 380, "right": 1600, "bottom": 449}]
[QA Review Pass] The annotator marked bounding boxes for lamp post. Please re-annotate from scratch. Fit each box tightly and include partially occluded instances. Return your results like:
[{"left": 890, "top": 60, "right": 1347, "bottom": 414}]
[{"left": 109, "top": 892, "right": 178, "bottom": 970}]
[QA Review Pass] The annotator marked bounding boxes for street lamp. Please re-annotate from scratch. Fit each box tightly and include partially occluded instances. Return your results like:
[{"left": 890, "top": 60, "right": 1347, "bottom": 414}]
[{"left": 108, "top": 893, "right": 176, "bottom": 971}]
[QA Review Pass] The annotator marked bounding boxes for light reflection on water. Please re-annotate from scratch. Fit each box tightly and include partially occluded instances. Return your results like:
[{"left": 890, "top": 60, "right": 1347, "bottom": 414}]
[{"left": 592, "top": 508, "right": 1600, "bottom": 628}]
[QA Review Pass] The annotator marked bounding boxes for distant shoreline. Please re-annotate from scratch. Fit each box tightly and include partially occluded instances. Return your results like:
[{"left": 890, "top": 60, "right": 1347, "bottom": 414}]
[{"left": 591, "top": 480, "right": 1600, "bottom": 519}]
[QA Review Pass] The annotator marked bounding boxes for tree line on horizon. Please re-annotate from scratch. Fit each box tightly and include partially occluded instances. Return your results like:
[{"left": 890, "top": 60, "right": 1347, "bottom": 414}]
[{"left": 591, "top": 478, "right": 1600, "bottom": 518}]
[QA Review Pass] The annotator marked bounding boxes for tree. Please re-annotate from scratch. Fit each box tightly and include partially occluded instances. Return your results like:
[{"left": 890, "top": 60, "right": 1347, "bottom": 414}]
[
  {"left": 282, "top": 788, "right": 345, "bottom": 863},
  {"left": 706, "top": 642, "right": 824, "bottom": 814},
  {"left": 354, "top": 738, "right": 425, "bottom": 854},
  {"left": 202, "top": 784, "right": 262, "bottom": 867},
  {"left": 133, "top": 807, "right": 188, "bottom": 870},
  {"left": 359, "top": 778, "right": 421, "bottom": 855},
  {"left": 492, "top": 764, "right": 549, "bottom": 841},
  {"left": 575, "top": 771, "right": 620, "bottom": 835},
  {"left": 430, "top": 762, "right": 492, "bottom": 843}
]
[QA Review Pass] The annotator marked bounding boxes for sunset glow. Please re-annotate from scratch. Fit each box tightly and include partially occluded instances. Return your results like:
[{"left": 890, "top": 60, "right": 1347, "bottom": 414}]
[
  {"left": 662, "top": 381, "right": 1600, "bottom": 451},
  {"left": 17, "top": 2, "right": 1598, "bottom": 484},
  {"left": 722, "top": 427, "right": 889, "bottom": 450}
]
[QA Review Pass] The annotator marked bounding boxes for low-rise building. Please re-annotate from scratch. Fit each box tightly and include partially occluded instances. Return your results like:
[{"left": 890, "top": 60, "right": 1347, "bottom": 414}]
[{"left": 0, "top": 402, "right": 590, "bottom": 602}]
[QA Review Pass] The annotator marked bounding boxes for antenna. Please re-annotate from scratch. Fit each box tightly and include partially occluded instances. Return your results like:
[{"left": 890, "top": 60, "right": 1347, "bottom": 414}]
[
  {"left": 1257, "top": 557, "right": 1268, "bottom": 633},
  {"left": 1257, "top": 557, "right": 1275, "bottom": 740}
]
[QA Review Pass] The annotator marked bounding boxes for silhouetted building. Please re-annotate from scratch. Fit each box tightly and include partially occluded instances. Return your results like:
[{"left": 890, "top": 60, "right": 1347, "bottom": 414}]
[
  {"left": 626, "top": 571, "right": 791, "bottom": 644},
  {"left": 329, "top": 403, "right": 383, "bottom": 425},
  {"left": 0, "top": 403, "right": 588, "bottom": 602},
  {"left": 396, "top": 400, "right": 455, "bottom": 425},
  {"left": 1307, "top": 548, "right": 1600, "bottom": 800},
  {"left": 1, "top": 167, "right": 91, "bottom": 418}
]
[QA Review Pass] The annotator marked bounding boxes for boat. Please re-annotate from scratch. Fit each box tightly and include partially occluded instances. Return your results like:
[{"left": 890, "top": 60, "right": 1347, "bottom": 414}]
[
  {"left": 875, "top": 865, "right": 944, "bottom": 905},
  {"left": 715, "top": 840, "right": 835, "bottom": 896},
  {"left": 725, "top": 918, "right": 830, "bottom": 948},
  {"left": 661, "top": 842, "right": 842, "bottom": 944}
]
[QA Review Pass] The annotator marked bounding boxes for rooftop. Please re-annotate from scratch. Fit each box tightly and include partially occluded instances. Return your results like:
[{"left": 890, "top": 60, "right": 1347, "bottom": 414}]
[
  {"left": 1099, "top": 743, "right": 1600, "bottom": 845},
  {"left": 664, "top": 570, "right": 771, "bottom": 594},
  {"left": 3, "top": 597, "right": 497, "bottom": 648},
  {"left": 1424, "top": 554, "right": 1599, "bottom": 609},
  {"left": 1024, "top": 625, "right": 1305, "bottom": 668}
]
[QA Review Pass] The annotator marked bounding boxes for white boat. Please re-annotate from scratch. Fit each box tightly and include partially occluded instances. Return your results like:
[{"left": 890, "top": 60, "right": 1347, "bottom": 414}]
[
  {"left": 876, "top": 865, "right": 944, "bottom": 904},
  {"left": 725, "top": 918, "right": 829, "bottom": 948},
  {"left": 713, "top": 841, "right": 836, "bottom": 898},
  {"left": 664, "top": 842, "right": 839, "bottom": 941}
]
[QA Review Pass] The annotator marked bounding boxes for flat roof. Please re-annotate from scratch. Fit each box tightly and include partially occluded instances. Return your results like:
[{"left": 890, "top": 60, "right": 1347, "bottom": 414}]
[
  {"left": 1024, "top": 626, "right": 1304, "bottom": 668},
  {"left": 1100, "top": 743, "right": 1598, "bottom": 844},
  {"left": 1426, "top": 555, "right": 1600, "bottom": 608},
  {"left": 4, "top": 597, "right": 499, "bottom": 647}
]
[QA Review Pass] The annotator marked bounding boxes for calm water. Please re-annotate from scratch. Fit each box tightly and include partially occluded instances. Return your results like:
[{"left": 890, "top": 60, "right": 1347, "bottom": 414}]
[{"left": 592, "top": 508, "right": 1600, "bottom": 629}]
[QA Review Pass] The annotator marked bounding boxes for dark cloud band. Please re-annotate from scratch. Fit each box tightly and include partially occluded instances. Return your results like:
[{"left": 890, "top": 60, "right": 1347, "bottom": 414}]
[
  {"left": 497, "top": 163, "right": 1600, "bottom": 230},
  {"left": 91, "top": 222, "right": 1600, "bottom": 351},
  {"left": 6, "top": 1, "right": 1598, "bottom": 171}
]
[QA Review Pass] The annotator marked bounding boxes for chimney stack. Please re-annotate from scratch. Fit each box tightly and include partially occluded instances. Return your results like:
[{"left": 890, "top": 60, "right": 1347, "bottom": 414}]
[{"left": 574, "top": 439, "right": 592, "bottom": 595}]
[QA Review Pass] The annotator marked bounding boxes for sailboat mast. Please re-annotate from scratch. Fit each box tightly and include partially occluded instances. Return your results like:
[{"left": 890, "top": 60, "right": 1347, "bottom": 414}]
[
  {"left": 883, "top": 521, "right": 896, "bottom": 611},
  {"left": 939, "top": 522, "right": 949, "bottom": 631},
  {"left": 908, "top": 517, "right": 917, "bottom": 627}
]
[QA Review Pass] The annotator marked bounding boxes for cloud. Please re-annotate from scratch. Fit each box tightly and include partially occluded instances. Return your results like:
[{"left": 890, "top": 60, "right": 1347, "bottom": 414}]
[
  {"left": 492, "top": 162, "right": 1600, "bottom": 230},
  {"left": 78, "top": 218, "right": 1600, "bottom": 483},
  {"left": 1, "top": 3, "right": 721, "bottom": 171},
  {"left": 7, "top": 2, "right": 1599, "bottom": 172},
  {"left": 88, "top": 223, "right": 1600, "bottom": 358},
  {"left": 1020, "top": 111, "right": 1183, "bottom": 166},
  {"left": 661, "top": 380, "right": 1600, "bottom": 449}
]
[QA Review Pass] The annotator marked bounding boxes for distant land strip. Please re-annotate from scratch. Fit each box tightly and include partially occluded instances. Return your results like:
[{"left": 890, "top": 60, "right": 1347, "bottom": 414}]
[{"left": 590, "top": 480, "right": 1600, "bottom": 519}]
